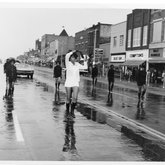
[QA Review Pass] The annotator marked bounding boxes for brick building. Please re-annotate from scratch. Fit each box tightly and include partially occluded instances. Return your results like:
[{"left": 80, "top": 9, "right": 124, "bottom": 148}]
[{"left": 125, "top": 9, "right": 151, "bottom": 71}]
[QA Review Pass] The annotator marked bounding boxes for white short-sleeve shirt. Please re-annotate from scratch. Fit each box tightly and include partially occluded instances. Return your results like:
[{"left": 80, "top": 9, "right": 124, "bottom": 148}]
[{"left": 64, "top": 51, "right": 87, "bottom": 87}]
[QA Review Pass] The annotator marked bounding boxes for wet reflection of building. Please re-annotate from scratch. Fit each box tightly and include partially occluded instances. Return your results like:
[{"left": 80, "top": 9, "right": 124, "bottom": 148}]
[
  {"left": 136, "top": 101, "right": 145, "bottom": 120},
  {"left": 62, "top": 118, "right": 77, "bottom": 155},
  {"left": 107, "top": 92, "right": 113, "bottom": 107}
]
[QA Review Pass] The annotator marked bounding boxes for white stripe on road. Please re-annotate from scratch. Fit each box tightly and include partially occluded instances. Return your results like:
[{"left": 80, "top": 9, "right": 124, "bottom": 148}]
[{"left": 12, "top": 111, "right": 24, "bottom": 142}]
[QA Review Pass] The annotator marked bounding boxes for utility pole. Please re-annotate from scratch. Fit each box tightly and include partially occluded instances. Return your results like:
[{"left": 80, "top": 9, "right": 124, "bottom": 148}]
[{"left": 93, "top": 29, "right": 97, "bottom": 64}]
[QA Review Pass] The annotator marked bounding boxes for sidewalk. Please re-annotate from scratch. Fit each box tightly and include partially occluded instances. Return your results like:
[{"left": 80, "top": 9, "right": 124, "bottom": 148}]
[
  {"left": 35, "top": 66, "right": 165, "bottom": 96},
  {"left": 34, "top": 66, "right": 165, "bottom": 160},
  {"left": 84, "top": 75, "right": 165, "bottom": 96}
]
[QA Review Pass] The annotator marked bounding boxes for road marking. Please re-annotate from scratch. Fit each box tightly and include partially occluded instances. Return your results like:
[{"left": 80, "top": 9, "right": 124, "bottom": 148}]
[{"left": 12, "top": 111, "right": 24, "bottom": 142}]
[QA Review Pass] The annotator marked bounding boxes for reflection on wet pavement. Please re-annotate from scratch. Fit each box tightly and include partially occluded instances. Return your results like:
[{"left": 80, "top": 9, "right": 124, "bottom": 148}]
[
  {"left": 33, "top": 72, "right": 148, "bottom": 161},
  {"left": 81, "top": 79, "right": 165, "bottom": 134}
]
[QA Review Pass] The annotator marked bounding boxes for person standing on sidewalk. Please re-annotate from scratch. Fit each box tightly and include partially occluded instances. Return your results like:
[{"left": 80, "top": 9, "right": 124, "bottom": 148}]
[
  {"left": 65, "top": 50, "right": 87, "bottom": 118},
  {"left": 91, "top": 64, "right": 98, "bottom": 88},
  {"left": 107, "top": 64, "right": 115, "bottom": 93},
  {"left": 136, "top": 65, "right": 147, "bottom": 103},
  {"left": 5, "top": 58, "right": 17, "bottom": 97},
  {"left": 162, "top": 70, "right": 165, "bottom": 88}
]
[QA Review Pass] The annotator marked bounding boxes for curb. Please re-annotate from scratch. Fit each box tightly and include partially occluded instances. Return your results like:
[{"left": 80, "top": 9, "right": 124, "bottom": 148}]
[{"left": 77, "top": 102, "right": 165, "bottom": 161}]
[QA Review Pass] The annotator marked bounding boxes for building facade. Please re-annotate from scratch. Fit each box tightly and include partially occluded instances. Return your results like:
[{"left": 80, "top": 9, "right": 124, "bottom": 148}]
[
  {"left": 49, "top": 36, "right": 75, "bottom": 67},
  {"left": 149, "top": 9, "right": 165, "bottom": 82},
  {"left": 41, "top": 34, "right": 59, "bottom": 56},
  {"left": 125, "top": 9, "right": 151, "bottom": 70},
  {"left": 75, "top": 22, "right": 111, "bottom": 64},
  {"left": 75, "top": 29, "right": 89, "bottom": 55},
  {"left": 110, "top": 21, "right": 127, "bottom": 66}
]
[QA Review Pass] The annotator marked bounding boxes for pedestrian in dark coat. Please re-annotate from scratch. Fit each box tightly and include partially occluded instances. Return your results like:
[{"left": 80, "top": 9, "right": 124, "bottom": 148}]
[
  {"left": 107, "top": 64, "right": 115, "bottom": 93},
  {"left": 91, "top": 64, "right": 98, "bottom": 87},
  {"left": 5, "top": 58, "right": 17, "bottom": 97},
  {"left": 136, "top": 65, "right": 147, "bottom": 102}
]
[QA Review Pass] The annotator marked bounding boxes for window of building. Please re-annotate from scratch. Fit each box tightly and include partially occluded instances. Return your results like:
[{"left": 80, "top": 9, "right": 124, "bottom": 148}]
[
  {"left": 113, "top": 37, "right": 117, "bottom": 47},
  {"left": 143, "top": 25, "right": 148, "bottom": 46},
  {"left": 119, "top": 35, "right": 124, "bottom": 46},
  {"left": 127, "top": 29, "right": 131, "bottom": 48},
  {"left": 133, "top": 27, "right": 141, "bottom": 47},
  {"left": 163, "top": 21, "right": 165, "bottom": 41},
  {"left": 152, "top": 21, "right": 162, "bottom": 42}
]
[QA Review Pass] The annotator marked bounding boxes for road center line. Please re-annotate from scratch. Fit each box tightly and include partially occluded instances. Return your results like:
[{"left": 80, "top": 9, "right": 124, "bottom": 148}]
[{"left": 12, "top": 111, "right": 24, "bottom": 142}]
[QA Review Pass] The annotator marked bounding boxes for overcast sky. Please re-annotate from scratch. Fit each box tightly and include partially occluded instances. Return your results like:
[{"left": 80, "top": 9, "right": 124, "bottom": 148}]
[
  {"left": 1, "top": 1, "right": 164, "bottom": 61},
  {"left": 0, "top": 2, "right": 135, "bottom": 61}
]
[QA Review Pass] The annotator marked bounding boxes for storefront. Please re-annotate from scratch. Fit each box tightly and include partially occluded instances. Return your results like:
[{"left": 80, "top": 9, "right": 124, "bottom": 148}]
[
  {"left": 121, "top": 50, "right": 149, "bottom": 81},
  {"left": 148, "top": 48, "right": 165, "bottom": 83},
  {"left": 110, "top": 53, "right": 126, "bottom": 78},
  {"left": 123, "top": 49, "right": 149, "bottom": 69}
]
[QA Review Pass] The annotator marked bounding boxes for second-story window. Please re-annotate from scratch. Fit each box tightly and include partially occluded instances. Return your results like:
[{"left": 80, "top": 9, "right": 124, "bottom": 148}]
[
  {"left": 152, "top": 21, "right": 162, "bottom": 43},
  {"left": 119, "top": 35, "right": 124, "bottom": 46},
  {"left": 113, "top": 37, "right": 117, "bottom": 47},
  {"left": 127, "top": 29, "right": 131, "bottom": 48},
  {"left": 143, "top": 25, "right": 148, "bottom": 46},
  {"left": 133, "top": 27, "right": 141, "bottom": 47}
]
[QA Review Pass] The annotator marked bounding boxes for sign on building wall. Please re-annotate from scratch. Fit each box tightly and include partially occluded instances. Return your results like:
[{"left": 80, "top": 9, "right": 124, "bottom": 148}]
[
  {"left": 149, "top": 48, "right": 163, "bottom": 57},
  {"left": 111, "top": 55, "right": 125, "bottom": 62},
  {"left": 126, "top": 50, "right": 149, "bottom": 61},
  {"left": 94, "top": 48, "right": 103, "bottom": 57}
]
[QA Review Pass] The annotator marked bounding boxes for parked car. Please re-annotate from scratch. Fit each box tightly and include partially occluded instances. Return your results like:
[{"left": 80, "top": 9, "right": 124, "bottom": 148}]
[
  {"left": 16, "top": 63, "right": 34, "bottom": 79},
  {"left": 79, "top": 69, "right": 88, "bottom": 76}
]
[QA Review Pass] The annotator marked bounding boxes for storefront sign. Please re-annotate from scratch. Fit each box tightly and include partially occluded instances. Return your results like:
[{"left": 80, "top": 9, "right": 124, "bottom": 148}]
[
  {"left": 111, "top": 55, "right": 125, "bottom": 62},
  {"left": 149, "top": 48, "right": 163, "bottom": 57},
  {"left": 129, "top": 54, "right": 143, "bottom": 58},
  {"left": 126, "top": 50, "right": 148, "bottom": 61}
]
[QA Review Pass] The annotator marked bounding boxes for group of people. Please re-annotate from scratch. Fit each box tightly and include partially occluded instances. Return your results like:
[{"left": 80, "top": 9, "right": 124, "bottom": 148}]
[
  {"left": 3, "top": 50, "right": 148, "bottom": 119},
  {"left": 3, "top": 58, "right": 17, "bottom": 98},
  {"left": 91, "top": 63, "right": 147, "bottom": 104}
]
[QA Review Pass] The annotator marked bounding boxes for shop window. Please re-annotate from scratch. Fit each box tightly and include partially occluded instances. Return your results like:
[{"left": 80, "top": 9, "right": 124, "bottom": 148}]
[
  {"left": 127, "top": 29, "right": 131, "bottom": 48},
  {"left": 152, "top": 21, "right": 162, "bottom": 42},
  {"left": 143, "top": 26, "right": 148, "bottom": 46},
  {"left": 133, "top": 27, "right": 141, "bottom": 47}
]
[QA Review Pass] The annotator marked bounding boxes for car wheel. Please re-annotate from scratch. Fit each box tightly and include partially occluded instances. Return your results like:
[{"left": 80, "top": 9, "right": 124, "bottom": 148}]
[{"left": 31, "top": 74, "right": 33, "bottom": 79}]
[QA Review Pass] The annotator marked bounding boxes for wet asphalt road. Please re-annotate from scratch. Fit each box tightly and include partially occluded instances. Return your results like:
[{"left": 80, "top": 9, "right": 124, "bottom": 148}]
[
  {"left": 0, "top": 64, "right": 148, "bottom": 161},
  {"left": 80, "top": 78, "right": 165, "bottom": 134}
]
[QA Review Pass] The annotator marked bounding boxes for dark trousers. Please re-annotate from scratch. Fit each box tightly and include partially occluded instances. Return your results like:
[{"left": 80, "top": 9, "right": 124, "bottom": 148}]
[{"left": 108, "top": 79, "right": 114, "bottom": 92}]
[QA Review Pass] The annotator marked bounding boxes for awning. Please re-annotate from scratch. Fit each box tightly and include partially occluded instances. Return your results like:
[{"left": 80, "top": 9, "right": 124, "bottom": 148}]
[
  {"left": 149, "top": 60, "right": 165, "bottom": 63},
  {"left": 121, "top": 60, "right": 145, "bottom": 66}
]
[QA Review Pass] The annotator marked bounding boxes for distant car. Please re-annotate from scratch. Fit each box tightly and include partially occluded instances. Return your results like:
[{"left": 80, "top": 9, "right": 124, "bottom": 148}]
[{"left": 16, "top": 63, "right": 34, "bottom": 79}]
